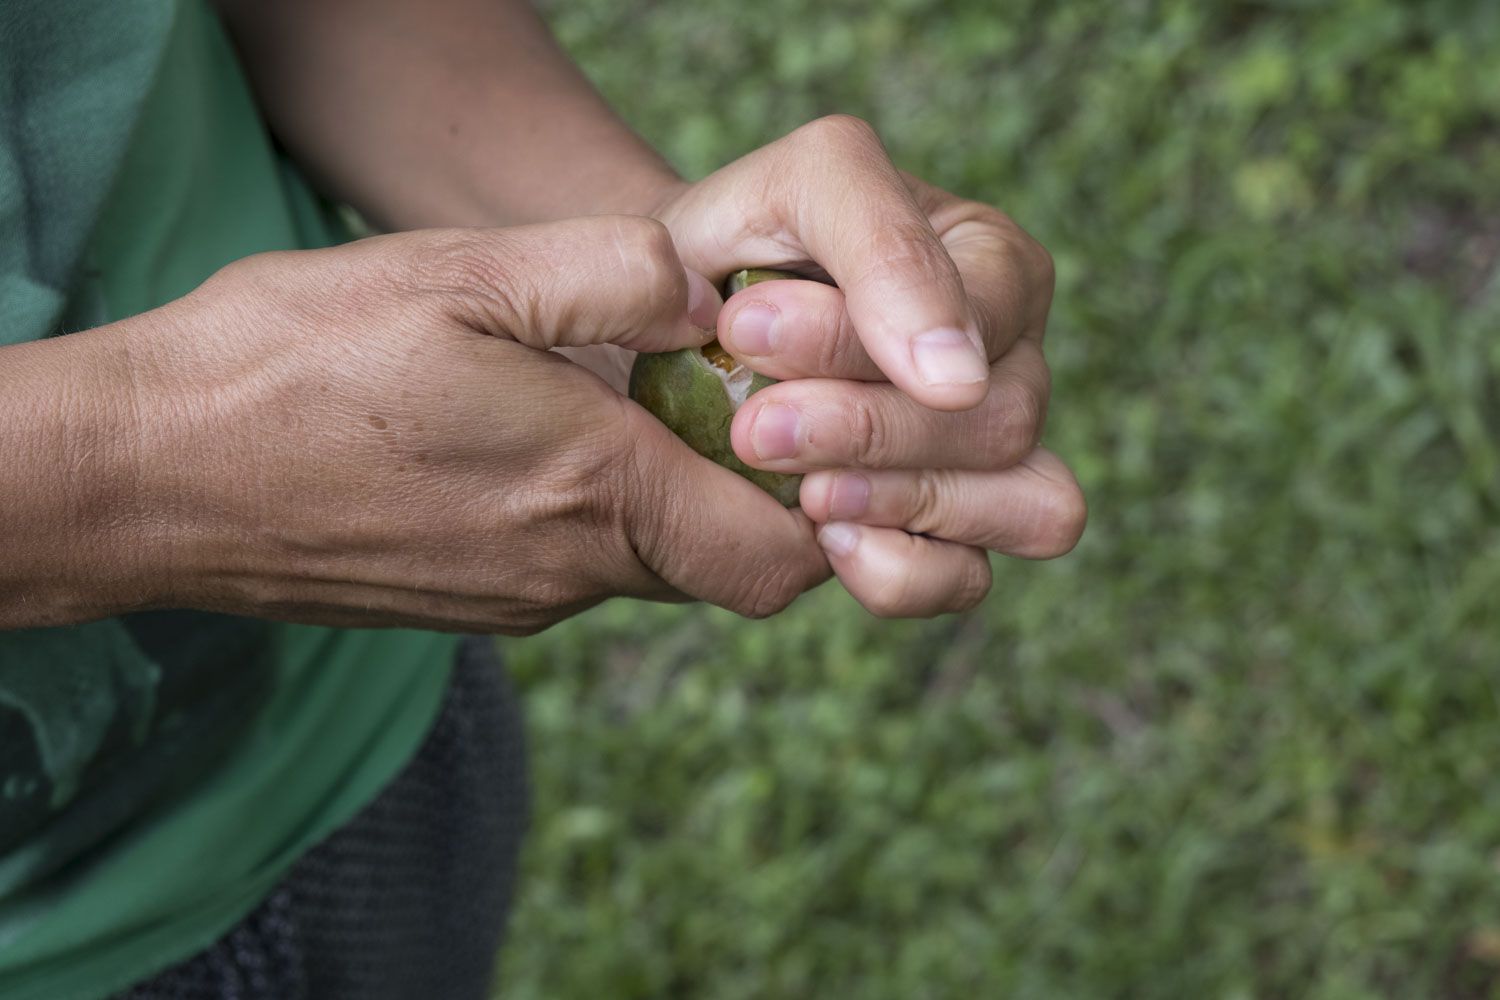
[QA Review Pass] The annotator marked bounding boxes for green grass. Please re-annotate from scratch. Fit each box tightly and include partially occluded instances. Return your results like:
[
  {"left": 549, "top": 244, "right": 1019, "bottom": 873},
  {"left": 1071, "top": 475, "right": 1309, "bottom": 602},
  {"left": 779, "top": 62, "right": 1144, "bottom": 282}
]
[{"left": 496, "top": 1, "right": 1500, "bottom": 996}]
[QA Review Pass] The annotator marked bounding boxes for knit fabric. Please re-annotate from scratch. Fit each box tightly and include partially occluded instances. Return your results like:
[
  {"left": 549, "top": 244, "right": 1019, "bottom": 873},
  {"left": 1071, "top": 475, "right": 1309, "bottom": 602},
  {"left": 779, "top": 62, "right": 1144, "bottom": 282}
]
[{"left": 115, "top": 638, "right": 529, "bottom": 1000}]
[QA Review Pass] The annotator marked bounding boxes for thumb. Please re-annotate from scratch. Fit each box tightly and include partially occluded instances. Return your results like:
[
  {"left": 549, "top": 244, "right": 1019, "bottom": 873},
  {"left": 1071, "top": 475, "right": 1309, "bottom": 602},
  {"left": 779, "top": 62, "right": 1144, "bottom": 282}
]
[
  {"left": 622, "top": 407, "right": 832, "bottom": 617},
  {"left": 412, "top": 216, "right": 721, "bottom": 352}
]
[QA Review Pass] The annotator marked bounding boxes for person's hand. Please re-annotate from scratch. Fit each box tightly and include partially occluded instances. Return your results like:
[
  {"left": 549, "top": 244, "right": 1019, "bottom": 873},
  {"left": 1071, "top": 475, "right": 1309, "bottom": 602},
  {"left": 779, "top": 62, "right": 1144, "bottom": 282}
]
[
  {"left": 646, "top": 115, "right": 1086, "bottom": 617},
  {"left": 75, "top": 217, "right": 829, "bottom": 633}
]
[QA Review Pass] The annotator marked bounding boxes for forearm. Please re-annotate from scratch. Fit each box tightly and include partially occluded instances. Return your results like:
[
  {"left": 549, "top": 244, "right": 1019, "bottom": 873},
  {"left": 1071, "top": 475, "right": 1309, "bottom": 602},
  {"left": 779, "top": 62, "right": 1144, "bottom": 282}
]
[
  {"left": 213, "top": 0, "right": 684, "bottom": 231},
  {"left": 0, "top": 326, "right": 166, "bottom": 628}
]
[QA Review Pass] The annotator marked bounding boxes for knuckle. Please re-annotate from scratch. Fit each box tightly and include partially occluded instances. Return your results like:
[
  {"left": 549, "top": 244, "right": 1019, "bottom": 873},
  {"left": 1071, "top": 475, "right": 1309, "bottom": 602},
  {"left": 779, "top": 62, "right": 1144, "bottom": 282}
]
[
  {"left": 976, "top": 412, "right": 1027, "bottom": 470},
  {"left": 1029, "top": 363, "right": 1054, "bottom": 440},
  {"left": 1016, "top": 371, "right": 1050, "bottom": 447},
  {"left": 970, "top": 207, "right": 1056, "bottom": 336},
  {"left": 1029, "top": 237, "right": 1057, "bottom": 299},
  {"left": 800, "top": 113, "right": 882, "bottom": 151},
  {"left": 988, "top": 209, "right": 1052, "bottom": 282},
  {"left": 418, "top": 231, "right": 534, "bottom": 328},
  {"left": 425, "top": 230, "right": 511, "bottom": 291},
  {"left": 602, "top": 215, "right": 687, "bottom": 314},
  {"left": 910, "top": 468, "right": 945, "bottom": 527},
  {"left": 872, "top": 218, "right": 952, "bottom": 279},
  {"left": 1008, "top": 225, "right": 1057, "bottom": 330},
  {"left": 846, "top": 396, "right": 890, "bottom": 467},
  {"left": 1019, "top": 234, "right": 1057, "bottom": 332},
  {"left": 984, "top": 369, "right": 1051, "bottom": 465},
  {"left": 814, "top": 314, "right": 853, "bottom": 374},
  {"left": 607, "top": 214, "right": 678, "bottom": 266}
]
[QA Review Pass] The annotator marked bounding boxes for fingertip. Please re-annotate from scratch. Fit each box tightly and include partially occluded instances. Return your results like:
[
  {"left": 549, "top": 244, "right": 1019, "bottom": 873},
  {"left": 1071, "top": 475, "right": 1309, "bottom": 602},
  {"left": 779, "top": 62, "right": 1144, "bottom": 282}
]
[
  {"left": 924, "top": 379, "right": 993, "bottom": 411},
  {"left": 817, "top": 521, "right": 861, "bottom": 559},
  {"left": 910, "top": 326, "right": 989, "bottom": 391},
  {"left": 719, "top": 297, "right": 779, "bottom": 359},
  {"left": 876, "top": 371, "right": 990, "bottom": 412},
  {"left": 825, "top": 471, "right": 872, "bottom": 519},
  {"left": 730, "top": 398, "right": 802, "bottom": 469},
  {"left": 859, "top": 326, "right": 993, "bottom": 411},
  {"left": 799, "top": 470, "right": 836, "bottom": 520}
]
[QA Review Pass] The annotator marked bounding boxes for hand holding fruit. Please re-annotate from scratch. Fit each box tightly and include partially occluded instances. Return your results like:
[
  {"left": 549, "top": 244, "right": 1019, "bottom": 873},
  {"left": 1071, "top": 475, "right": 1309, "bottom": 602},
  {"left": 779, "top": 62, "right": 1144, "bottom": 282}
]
[
  {"left": 643, "top": 115, "right": 1087, "bottom": 617},
  {"left": 629, "top": 269, "right": 804, "bottom": 507},
  {"left": 26, "top": 218, "right": 830, "bottom": 632}
]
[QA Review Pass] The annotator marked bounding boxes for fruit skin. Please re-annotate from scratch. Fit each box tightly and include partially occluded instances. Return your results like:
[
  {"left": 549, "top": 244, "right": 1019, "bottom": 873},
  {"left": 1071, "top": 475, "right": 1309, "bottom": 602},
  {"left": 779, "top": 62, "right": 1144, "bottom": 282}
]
[
  {"left": 628, "top": 269, "right": 803, "bottom": 507},
  {"left": 725, "top": 268, "right": 797, "bottom": 295}
]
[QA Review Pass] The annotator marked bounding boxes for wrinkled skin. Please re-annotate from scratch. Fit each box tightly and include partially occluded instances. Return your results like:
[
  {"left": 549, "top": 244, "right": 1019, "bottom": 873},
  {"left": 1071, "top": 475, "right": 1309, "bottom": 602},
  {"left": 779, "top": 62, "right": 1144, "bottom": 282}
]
[{"left": 0, "top": 218, "right": 832, "bottom": 633}]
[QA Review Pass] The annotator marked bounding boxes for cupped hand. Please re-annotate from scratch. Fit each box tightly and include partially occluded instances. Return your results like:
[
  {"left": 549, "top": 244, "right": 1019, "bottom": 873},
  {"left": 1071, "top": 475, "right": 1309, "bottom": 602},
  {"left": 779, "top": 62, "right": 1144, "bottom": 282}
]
[
  {"left": 118, "top": 217, "right": 829, "bottom": 633},
  {"left": 648, "top": 115, "right": 1086, "bottom": 617}
]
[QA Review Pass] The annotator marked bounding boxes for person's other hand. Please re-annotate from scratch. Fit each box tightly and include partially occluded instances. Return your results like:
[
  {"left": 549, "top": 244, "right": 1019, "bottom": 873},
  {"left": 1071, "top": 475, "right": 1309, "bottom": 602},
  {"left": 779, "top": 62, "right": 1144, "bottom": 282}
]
[
  {"left": 648, "top": 116, "right": 1086, "bottom": 618},
  {"left": 98, "top": 217, "right": 829, "bottom": 633}
]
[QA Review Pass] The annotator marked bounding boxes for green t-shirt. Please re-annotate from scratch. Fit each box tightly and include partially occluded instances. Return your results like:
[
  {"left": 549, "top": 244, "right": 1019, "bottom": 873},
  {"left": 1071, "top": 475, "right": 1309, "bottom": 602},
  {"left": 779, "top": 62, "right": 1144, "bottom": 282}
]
[{"left": 0, "top": 2, "right": 460, "bottom": 997}]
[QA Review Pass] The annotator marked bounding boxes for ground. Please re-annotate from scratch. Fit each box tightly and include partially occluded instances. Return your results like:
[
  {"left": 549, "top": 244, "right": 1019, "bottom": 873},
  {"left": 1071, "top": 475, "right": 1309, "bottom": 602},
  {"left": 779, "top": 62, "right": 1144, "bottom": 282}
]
[{"left": 496, "top": 2, "right": 1500, "bottom": 996}]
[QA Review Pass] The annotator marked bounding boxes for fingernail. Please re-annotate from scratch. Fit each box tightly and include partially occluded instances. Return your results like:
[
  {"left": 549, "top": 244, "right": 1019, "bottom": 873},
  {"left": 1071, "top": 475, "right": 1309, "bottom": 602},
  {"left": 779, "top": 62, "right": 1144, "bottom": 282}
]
[
  {"left": 750, "top": 403, "right": 801, "bottom": 460},
  {"left": 828, "top": 473, "right": 871, "bottom": 519},
  {"left": 729, "top": 302, "right": 778, "bottom": 356},
  {"left": 818, "top": 522, "right": 860, "bottom": 558},
  {"left": 684, "top": 269, "right": 721, "bottom": 330},
  {"left": 912, "top": 327, "right": 988, "bottom": 387}
]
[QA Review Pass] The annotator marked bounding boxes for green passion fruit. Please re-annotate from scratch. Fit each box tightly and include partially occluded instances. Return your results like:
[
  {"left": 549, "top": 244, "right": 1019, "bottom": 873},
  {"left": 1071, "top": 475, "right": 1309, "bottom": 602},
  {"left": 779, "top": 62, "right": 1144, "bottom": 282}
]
[{"left": 628, "top": 268, "right": 802, "bottom": 507}]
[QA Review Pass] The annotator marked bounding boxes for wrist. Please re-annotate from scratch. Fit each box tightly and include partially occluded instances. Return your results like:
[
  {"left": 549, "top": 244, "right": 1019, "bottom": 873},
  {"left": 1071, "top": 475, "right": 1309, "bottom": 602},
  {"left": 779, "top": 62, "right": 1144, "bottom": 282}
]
[
  {"left": 0, "top": 322, "right": 173, "bottom": 626},
  {"left": 469, "top": 164, "right": 688, "bottom": 230}
]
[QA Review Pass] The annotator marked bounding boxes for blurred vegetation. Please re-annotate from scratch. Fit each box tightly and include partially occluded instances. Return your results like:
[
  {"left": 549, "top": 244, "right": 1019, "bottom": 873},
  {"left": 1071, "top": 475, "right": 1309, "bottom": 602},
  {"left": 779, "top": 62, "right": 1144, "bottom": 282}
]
[{"left": 496, "top": 1, "right": 1500, "bottom": 996}]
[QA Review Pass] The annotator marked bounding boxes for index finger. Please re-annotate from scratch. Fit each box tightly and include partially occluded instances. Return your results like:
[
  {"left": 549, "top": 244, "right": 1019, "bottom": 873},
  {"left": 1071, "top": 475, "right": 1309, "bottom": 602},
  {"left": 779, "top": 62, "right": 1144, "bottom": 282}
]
[{"left": 661, "top": 115, "right": 990, "bottom": 411}]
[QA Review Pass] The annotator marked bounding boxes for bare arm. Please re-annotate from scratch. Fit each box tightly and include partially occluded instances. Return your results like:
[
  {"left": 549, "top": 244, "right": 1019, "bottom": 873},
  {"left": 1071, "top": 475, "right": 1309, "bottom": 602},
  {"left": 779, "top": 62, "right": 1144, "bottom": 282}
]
[
  {"left": 207, "top": 0, "right": 1087, "bottom": 618},
  {"left": 0, "top": 324, "right": 163, "bottom": 626},
  {"left": 212, "top": 0, "right": 684, "bottom": 230},
  {"left": 1, "top": 225, "right": 825, "bottom": 631}
]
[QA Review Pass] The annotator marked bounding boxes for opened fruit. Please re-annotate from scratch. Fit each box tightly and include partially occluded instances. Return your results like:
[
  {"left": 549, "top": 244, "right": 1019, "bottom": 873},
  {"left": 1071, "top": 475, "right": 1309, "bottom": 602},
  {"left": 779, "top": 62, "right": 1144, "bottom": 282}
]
[{"left": 628, "top": 268, "right": 802, "bottom": 507}]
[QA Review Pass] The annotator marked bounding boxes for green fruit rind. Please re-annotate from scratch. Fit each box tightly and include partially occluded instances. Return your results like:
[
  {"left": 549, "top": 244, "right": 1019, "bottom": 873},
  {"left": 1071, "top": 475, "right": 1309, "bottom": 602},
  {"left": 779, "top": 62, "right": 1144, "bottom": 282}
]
[
  {"left": 628, "top": 268, "right": 803, "bottom": 507},
  {"left": 726, "top": 268, "right": 799, "bottom": 295}
]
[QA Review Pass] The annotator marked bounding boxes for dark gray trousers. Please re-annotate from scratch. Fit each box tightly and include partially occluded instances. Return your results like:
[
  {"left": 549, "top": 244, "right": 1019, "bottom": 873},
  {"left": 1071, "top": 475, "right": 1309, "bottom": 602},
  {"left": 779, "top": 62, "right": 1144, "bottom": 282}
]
[{"left": 116, "top": 638, "right": 529, "bottom": 1000}]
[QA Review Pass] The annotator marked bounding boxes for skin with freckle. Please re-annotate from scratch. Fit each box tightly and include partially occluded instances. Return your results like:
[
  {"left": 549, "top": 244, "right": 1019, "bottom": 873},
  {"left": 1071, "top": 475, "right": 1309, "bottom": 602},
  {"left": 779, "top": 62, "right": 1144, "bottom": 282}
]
[{"left": 628, "top": 269, "right": 803, "bottom": 506}]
